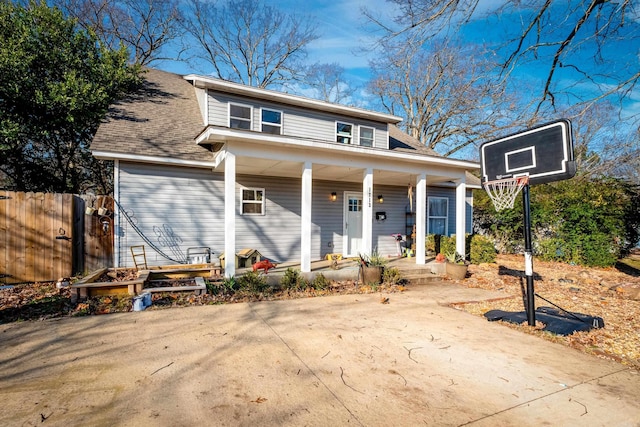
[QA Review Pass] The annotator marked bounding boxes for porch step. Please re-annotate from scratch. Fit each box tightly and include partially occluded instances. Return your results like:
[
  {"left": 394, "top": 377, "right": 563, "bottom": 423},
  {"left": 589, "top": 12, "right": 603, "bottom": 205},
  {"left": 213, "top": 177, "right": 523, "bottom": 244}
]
[
  {"left": 392, "top": 266, "right": 444, "bottom": 285},
  {"left": 389, "top": 258, "right": 445, "bottom": 285}
]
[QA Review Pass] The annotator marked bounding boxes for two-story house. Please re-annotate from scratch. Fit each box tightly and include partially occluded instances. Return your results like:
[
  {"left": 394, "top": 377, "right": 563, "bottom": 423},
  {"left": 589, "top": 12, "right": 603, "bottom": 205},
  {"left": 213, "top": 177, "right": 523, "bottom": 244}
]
[{"left": 91, "top": 68, "right": 480, "bottom": 277}]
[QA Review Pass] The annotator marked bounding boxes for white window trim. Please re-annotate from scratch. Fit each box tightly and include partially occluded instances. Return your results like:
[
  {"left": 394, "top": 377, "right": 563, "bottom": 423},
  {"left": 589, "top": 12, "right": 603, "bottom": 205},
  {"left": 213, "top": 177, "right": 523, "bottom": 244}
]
[
  {"left": 260, "top": 107, "right": 283, "bottom": 135},
  {"left": 359, "top": 125, "right": 375, "bottom": 147},
  {"left": 241, "top": 187, "right": 265, "bottom": 215},
  {"left": 228, "top": 102, "right": 253, "bottom": 130},
  {"left": 427, "top": 196, "right": 449, "bottom": 235},
  {"left": 336, "top": 121, "right": 354, "bottom": 144}
]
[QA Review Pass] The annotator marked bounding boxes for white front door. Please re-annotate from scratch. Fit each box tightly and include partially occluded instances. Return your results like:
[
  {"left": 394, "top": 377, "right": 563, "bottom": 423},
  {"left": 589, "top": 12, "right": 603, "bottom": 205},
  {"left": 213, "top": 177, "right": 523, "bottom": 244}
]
[{"left": 344, "top": 192, "right": 363, "bottom": 257}]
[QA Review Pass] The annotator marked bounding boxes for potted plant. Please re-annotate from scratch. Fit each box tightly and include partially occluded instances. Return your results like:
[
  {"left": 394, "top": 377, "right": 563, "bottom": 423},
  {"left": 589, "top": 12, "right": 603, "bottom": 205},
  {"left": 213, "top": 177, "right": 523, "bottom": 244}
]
[
  {"left": 359, "top": 250, "right": 386, "bottom": 284},
  {"left": 445, "top": 251, "right": 468, "bottom": 280}
]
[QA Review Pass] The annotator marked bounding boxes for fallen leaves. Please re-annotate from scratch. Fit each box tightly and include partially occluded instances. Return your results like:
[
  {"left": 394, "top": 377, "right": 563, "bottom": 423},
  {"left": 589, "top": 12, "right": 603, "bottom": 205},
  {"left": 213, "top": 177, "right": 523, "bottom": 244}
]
[
  {"left": 453, "top": 254, "right": 640, "bottom": 369},
  {"left": 1, "top": 276, "right": 407, "bottom": 323}
]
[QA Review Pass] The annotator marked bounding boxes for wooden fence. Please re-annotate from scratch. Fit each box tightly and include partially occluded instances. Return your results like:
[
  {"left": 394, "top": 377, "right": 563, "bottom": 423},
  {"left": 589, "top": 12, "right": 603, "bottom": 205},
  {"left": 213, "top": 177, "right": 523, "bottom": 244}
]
[{"left": 0, "top": 191, "right": 113, "bottom": 284}]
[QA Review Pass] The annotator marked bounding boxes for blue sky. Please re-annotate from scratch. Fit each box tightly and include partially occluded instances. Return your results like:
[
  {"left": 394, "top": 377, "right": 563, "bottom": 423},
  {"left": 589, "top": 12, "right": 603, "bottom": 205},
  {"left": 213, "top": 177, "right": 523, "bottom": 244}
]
[
  {"left": 160, "top": 0, "right": 394, "bottom": 80},
  {"left": 158, "top": 0, "right": 640, "bottom": 124}
]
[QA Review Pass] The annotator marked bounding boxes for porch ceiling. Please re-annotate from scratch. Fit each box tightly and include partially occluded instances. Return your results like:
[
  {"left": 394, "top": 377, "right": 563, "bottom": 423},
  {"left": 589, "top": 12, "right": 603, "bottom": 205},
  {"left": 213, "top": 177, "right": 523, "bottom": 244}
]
[{"left": 233, "top": 156, "right": 458, "bottom": 186}]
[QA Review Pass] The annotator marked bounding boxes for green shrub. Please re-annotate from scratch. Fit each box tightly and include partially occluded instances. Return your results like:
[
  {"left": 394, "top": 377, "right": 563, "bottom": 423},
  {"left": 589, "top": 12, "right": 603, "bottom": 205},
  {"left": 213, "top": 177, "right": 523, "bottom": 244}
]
[
  {"left": 474, "top": 177, "right": 640, "bottom": 267},
  {"left": 470, "top": 234, "right": 496, "bottom": 264},
  {"left": 577, "top": 233, "right": 619, "bottom": 267},
  {"left": 383, "top": 267, "right": 403, "bottom": 285},
  {"left": 537, "top": 238, "right": 566, "bottom": 263},
  {"left": 362, "top": 249, "right": 387, "bottom": 266},
  {"left": 425, "top": 234, "right": 436, "bottom": 253},
  {"left": 222, "top": 277, "right": 239, "bottom": 293},
  {"left": 439, "top": 235, "right": 455, "bottom": 257},
  {"left": 237, "top": 271, "right": 269, "bottom": 293},
  {"left": 280, "top": 268, "right": 307, "bottom": 291},
  {"left": 205, "top": 279, "right": 221, "bottom": 295},
  {"left": 311, "top": 273, "right": 330, "bottom": 290}
]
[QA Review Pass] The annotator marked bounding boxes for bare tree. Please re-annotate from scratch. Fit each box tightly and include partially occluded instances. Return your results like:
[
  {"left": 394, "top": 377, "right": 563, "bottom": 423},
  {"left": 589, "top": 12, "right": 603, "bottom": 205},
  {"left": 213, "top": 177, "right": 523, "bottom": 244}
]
[
  {"left": 54, "top": 0, "right": 183, "bottom": 66},
  {"left": 567, "top": 102, "right": 640, "bottom": 184},
  {"left": 368, "top": 39, "right": 527, "bottom": 157},
  {"left": 300, "top": 62, "right": 357, "bottom": 104},
  {"left": 364, "top": 0, "right": 640, "bottom": 115},
  {"left": 181, "top": 0, "right": 318, "bottom": 88}
]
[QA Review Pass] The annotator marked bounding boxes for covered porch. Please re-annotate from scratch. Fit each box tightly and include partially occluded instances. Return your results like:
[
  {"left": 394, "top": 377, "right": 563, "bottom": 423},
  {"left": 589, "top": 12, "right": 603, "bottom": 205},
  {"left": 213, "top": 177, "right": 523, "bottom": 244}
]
[{"left": 198, "top": 128, "right": 479, "bottom": 278}]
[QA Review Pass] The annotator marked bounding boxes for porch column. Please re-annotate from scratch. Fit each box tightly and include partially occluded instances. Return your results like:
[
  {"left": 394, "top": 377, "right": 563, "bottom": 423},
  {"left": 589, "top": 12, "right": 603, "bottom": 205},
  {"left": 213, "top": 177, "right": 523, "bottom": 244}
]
[
  {"left": 113, "top": 160, "right": 121, "bottom": 268},
  {"left": 301, "top": 161, "right": 312, "bottom": 272},
  {"left": 224, "top": 152, "right": 236, "bottom": 278},
  {"left": 362, "top": 168, "right": 373, "bottom": 255},
  {"left": 415, "top": 173, "right": 427, "bottom": 265},
  {"left": 455, "top": 176, "right": 467, "bottom": 258}
]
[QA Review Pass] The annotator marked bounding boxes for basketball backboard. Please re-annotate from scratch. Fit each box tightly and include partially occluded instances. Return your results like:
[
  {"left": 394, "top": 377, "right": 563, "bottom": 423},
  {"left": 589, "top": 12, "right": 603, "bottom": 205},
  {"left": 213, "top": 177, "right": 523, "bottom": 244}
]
[{"left": 480, "top": 119, "right": 576, "bottom": 186}]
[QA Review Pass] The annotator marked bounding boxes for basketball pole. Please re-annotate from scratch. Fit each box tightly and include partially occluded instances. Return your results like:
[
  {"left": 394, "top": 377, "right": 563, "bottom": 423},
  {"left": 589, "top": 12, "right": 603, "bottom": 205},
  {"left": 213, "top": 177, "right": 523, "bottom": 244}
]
[{"left": 522, "top": 183, "right": 536, "bottom": 326}]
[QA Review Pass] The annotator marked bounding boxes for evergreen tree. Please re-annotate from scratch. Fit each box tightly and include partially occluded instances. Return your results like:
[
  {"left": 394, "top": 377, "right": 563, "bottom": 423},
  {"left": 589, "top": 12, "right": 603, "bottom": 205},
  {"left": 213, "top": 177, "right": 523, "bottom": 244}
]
[{"left": 0, "top": 1, "right": 140, "bottom": 193}]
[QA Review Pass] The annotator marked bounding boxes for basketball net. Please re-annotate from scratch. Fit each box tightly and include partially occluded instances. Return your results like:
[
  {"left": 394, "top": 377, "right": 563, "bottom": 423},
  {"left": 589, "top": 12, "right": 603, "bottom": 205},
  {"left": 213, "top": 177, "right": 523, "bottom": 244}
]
[{"left": 483, "top": 176, "right": 529, "bottom": 211}]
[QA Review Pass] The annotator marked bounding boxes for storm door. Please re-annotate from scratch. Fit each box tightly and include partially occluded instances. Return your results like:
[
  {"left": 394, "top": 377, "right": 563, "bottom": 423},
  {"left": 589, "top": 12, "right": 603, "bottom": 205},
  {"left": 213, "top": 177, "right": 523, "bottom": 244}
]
[{"left": 344, "top": 192, "right": 363, "bottom": 256}]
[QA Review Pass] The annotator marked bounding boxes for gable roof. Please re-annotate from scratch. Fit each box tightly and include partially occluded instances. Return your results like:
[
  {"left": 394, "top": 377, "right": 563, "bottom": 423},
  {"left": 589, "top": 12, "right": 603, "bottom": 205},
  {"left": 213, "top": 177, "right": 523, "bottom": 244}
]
[
  {"left": 91, "top": 68, "right": 211, "bottom": 163},
  {"left": 387, "top": 125, "right": 480, "bottom": 188},
  {"left": 91, "top": 68, "right": 480, "bottom": 188},
  {"left": 388, "top": 124, "right": 438, "bottom": 155}
]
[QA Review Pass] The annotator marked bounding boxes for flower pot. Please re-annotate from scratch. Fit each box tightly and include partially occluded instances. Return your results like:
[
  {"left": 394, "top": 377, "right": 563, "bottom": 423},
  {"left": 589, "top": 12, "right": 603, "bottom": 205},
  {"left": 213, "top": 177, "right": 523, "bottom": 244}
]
[
  {"left": 85, "top": 207, "right": 95, "bottom": 216},
  {"left": 446, "top": 262, "right": 468, "bottom": 280},
  {"left": 360, "top": 266, "right": 383, "bottom": 285},
  {"left": 98, "top": 207, "right": 108, "bottom": 216}
]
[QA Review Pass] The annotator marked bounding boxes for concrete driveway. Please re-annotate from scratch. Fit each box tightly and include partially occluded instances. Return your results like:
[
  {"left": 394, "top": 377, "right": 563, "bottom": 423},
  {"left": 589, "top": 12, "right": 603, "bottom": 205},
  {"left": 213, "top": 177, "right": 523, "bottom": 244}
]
[{"left": 1, "top": 284, "right": 638, "bottom": 426}]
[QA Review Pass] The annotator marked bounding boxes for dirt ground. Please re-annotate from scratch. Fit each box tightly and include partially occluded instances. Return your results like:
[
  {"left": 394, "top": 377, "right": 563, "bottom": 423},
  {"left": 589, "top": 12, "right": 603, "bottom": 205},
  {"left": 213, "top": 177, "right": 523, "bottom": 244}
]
[
  {"left": 1, "top": 254, "right": 639, "bottom": 369},
  {"left": 454, "top": 254, "right": 640, "bottom": 369}
]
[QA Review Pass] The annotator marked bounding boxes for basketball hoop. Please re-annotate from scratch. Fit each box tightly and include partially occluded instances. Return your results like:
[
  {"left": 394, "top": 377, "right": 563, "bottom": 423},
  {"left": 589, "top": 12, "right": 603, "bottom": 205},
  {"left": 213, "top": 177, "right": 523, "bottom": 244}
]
[{"left": 483, "top": 176, "right": 529, "bottom": 211}]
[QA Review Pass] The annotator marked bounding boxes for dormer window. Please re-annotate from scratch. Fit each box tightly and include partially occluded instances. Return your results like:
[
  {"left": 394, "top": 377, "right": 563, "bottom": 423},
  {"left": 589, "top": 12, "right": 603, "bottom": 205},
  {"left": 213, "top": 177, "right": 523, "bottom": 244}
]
[
  {"left": 359, "top": 126, "right": 374, "bottom": 147},
  {"left": 336, "top": 122, "right": 353, "bottom": 144},
  {"left": 229, "top": 103, "right": 252, "bottom": 130},
  {"left": 261, "top": 108, "right": 282, "bottom": 135}
]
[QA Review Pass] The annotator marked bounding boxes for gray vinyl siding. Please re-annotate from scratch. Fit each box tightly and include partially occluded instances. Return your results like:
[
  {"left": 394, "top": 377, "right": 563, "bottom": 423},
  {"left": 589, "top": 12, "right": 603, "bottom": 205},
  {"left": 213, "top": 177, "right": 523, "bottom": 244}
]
[
  {"left": 116, "top": 163, "right": 314, "bottom": 266},
  {"left": 313, "top": 181, "right": 415, "bottom": 258},
  {"left": 207, "top": 91, "right": 388, "bottom": 149},
  {"left": 425, "top": 186, "right": 474, "bottom": 237},
  {"left": 117, "top": 163, "right": 225, "bottom": 267},
  {"left": 235, "top": 175, "right": 306, "bottom": 263},
  {"left": 371, "top": 184, "right": 414, "bottom": 256}
]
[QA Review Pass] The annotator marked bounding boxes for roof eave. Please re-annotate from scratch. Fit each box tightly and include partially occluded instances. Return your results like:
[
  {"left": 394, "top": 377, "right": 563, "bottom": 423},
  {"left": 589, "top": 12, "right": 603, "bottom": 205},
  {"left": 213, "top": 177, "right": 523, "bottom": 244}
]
[{"left": 196, "top": 126, "right": 480, "bottom": 171}]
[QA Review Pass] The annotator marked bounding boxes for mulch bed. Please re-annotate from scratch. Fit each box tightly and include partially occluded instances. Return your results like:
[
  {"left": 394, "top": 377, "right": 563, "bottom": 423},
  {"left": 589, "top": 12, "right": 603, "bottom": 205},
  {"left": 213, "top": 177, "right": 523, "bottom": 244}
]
[{"left": 0, "top": 278, "right": 406, "bottom": 322}]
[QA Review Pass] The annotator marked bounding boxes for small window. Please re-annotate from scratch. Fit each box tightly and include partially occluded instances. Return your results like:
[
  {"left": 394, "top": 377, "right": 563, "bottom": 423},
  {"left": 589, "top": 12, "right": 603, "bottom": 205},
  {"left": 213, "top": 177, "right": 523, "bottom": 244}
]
[
  {"left": 336, "top": 122, "right": 353, "bottom": 144},
  {"left": 242, "top": 187, "right": 265, "bottom": 215},
  {"left": 359, "top": 126, "right": 374, "bottom": 147},
  {"left": 428, "top": 197, "right": 448, "bottom": 235},
  {"left": 348, "top": 197, "right": 361, "bottom": 212},
  {"left": 229, "top": 103, "right": 252, "bottom": 130},
  {"left": 261, "top": 108, "right": 282, "bottom": 135}
]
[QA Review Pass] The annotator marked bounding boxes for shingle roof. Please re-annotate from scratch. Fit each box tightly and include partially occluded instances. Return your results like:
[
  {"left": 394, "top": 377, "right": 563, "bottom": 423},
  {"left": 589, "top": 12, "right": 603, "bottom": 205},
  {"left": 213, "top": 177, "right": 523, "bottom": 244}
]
[
  {"left": 91, "top": 68, "right": 211, "bottom": 162},
  {"left": 388, "top": 124, "right": 481, "bottom": 187},
  {"left": 388, "top": 124, "right": 439, "bottom": 155}
]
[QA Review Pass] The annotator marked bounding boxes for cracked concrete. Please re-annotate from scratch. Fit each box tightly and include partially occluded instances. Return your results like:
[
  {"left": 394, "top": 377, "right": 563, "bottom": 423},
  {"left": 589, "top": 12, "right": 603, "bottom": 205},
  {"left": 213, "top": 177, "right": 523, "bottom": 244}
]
[{"left": 1, "top": 283, "right": 638, "bottom": 426}]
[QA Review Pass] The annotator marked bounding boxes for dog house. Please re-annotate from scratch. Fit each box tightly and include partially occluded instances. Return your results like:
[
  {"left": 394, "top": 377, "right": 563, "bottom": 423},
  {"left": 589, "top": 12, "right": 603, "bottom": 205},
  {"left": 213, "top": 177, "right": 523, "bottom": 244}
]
[{"left": 219, "top": 248, "right": 262, "bottom": 269}]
